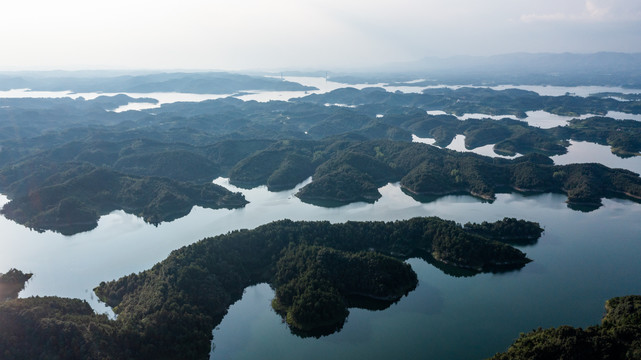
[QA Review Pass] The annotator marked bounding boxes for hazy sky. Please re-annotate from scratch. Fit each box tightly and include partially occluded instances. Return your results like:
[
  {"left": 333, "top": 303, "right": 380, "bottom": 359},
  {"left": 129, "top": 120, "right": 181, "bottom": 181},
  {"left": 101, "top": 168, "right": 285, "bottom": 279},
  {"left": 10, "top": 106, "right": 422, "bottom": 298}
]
[{"left": 1, "top": 0, "right": 640, "bottom": 70}]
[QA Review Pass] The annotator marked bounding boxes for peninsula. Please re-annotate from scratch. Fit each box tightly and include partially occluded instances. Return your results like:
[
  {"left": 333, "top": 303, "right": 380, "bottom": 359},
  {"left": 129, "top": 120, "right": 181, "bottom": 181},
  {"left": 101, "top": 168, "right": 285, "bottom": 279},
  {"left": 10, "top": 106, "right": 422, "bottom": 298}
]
[{"left": 0, "top": 217, "right": 542, "bottom": 359}]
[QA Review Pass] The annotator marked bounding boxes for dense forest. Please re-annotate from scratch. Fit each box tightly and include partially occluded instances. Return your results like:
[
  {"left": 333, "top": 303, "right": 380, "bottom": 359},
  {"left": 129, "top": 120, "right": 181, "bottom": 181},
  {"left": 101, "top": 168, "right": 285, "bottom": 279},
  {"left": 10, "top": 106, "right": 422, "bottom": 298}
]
[
  {"left": 464, "top": 217, "right": 545, "bottom": 245},
  {"left": 0, "top": 217, "right": 541, "bottom": 359},
  {"left": 1, "top": 85, "right": 641, "bottom": 234},
  {"left": 1, "top": 137, "right": 640, "bottom": 234},
  {"left": 490, "top": 295, "right": 641, "bottom": 360},
  {"left": 1, "top": 72, "right": 640, "bottom": 359}
]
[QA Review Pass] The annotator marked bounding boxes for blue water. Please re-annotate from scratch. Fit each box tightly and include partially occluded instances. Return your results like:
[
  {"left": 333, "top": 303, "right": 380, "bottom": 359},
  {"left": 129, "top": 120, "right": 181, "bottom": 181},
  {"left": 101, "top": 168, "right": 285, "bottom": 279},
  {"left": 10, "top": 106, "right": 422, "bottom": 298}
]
[{"left": 210, "top": 193, "right": 641, "bottom": 360}]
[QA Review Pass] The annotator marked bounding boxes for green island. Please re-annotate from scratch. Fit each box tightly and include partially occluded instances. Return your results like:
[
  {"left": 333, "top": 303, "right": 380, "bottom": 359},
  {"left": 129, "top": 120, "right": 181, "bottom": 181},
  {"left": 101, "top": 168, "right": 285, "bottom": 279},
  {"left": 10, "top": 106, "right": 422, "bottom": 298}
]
[
  {"left": 294, "top": 88, "right": 641, "bottom": 157},
  {"left": 291, "top": 141, "right": 641, "bottom": 207},
  {"left": 0, "top": 217, "right": 541, "bottom": 359},
  {"left": 0, "top": 163, "right": 247, "bottom": 235},
  {"left": 464, "top": 217, "right": 545, "bottom": 245},
  {"left": 490, "top": 295, "right": 641, "bottom": 360},
  {"left": 2, "top": 135, "right": 639, "bottom": 234},
  {"left": 2, "top": 86, "right": 641, "bottom": 234},
  {"left": 294, "top": 86, "right": 641, "bottom": 119}
]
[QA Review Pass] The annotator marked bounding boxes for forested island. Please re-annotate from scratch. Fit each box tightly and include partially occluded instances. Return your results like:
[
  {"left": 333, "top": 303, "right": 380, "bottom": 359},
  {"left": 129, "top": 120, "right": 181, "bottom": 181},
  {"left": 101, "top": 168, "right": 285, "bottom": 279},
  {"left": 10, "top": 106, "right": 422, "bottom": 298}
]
[
  {"left": 2, "top": 136, "right": 639, "bottom": 233},
  {"left": 1, "top": 83, "right": 641, "bottom": 234},
  {"left": 0, "top": 217, "right": 541, "bottom": 359},
  {"left": 0, "top": 70, "right": 640, "bottom": 359},
  {"left": 490, "top": 295, "right": 641, "bottom": 360}
]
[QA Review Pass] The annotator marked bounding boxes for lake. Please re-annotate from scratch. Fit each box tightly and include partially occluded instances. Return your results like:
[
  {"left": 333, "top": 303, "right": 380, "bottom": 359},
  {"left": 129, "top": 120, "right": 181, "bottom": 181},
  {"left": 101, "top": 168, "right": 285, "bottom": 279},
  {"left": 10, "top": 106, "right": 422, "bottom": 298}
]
[
  {"left": 1, "top": 81, "right": 641, "bottom": 359},
  {"left": 2, "top": 176, "right": 640, "bottom": 359},
  {"left": 209, "top": 187, "right": 641, "bottom": 360}
]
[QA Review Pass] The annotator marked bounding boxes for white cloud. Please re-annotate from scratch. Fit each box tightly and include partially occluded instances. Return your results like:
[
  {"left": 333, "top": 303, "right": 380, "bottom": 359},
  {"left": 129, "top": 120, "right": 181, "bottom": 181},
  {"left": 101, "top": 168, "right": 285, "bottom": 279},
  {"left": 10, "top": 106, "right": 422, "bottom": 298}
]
[
  {"left": 0, "top": 0, "right": 640, "bottom": 70},
  {"left": 519, "top": 0, "right": 641, "bottom": 23}
]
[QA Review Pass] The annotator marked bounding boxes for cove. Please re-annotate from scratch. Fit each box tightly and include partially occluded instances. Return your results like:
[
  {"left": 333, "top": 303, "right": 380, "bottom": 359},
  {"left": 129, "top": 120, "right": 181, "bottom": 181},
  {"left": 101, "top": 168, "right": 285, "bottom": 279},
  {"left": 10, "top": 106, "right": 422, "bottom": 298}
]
[
  {"left": 2, "top": 178, "right": 641, "bottom": 359},
  {"left": 210, "top": 193, "right": 641, "bottom": 360}
]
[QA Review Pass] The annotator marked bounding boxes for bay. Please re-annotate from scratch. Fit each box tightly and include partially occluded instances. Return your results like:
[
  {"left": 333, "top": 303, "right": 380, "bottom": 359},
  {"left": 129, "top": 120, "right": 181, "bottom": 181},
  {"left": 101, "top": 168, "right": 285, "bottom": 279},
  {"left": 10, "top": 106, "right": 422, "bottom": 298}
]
[
  {"left": 210, "top": 192, "right": 641, "bottom": 360},
  {"left": 1, "top": 81, "right": 641, "bottom": 359},
  {"left": 1, "top": 176, "right": 641, "bottom": 359}
]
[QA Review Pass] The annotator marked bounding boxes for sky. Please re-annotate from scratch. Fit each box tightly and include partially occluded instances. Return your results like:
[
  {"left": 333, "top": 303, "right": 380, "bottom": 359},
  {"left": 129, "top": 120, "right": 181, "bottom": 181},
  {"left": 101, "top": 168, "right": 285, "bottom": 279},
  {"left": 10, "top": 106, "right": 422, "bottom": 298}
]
[{"left": 1, "top": 0, "right": 641, "bottom": 71}]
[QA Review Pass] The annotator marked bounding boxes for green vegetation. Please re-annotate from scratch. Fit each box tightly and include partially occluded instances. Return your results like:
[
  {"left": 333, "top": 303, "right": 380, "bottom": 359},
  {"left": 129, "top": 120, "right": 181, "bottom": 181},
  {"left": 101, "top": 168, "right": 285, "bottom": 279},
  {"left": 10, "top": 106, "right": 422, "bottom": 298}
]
[
  {"left": 2, "top": 77, "right": 639, "bottom": 359},
  {"left": 292, "top": 141, "right": 641, "bottom": 208},
  {"left": 0, "top": 296, "right": 126, "bottom": 360},
  {"left": 489, "top": 295, "right": 641, "bottom": 360},
  {"left": 295, "top": 87, "right": 641, "bottom": 119},
  {"left": 568, "top": 117, "right": 641, "bottom": 157},
  {"left": 0, "top": 163, "right": 247, "bottom": 234},
  {"left": 0, "top": 217, "right": 541, "bottom": 359},
  {"left": 2, "top": 134, "right": 640, "bottom": 234},
  {"left": 1, "top": 86, "right": 640, "bottom": 234},
  {"left": 271, "top": 244, "right": 417, "bottom": 336},
  {"left": 296, "top": 88, "right": 641, "bottom": 157},
  {"left": 464, "top": 217, "right": 544, "bottom": 245},
  {"left": 0, "top": 269, "right": 32, "bottom": 302}
]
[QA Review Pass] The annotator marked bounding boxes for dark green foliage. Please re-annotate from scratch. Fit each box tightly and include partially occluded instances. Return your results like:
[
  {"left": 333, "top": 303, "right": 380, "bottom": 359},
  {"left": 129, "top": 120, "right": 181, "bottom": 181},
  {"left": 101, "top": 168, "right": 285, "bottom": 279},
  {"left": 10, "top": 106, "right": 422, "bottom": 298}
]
[
  {"left": 568, "top": 117, "right": 641, "bottom": 157},
  {"left": 0, "top": 164, "right": 247, "bottom": 234},
  {"left": 228, "top": 140, "right": 318, "bottom": 190},
  {"left": 0, "top": 218, "right": 538, "bottom": 359},
  {"left": 2, "top": 87, "right": 640, "bottom": 236},
  {"left": 296, "top": 86, "right": 640, "bottom": 119},
  {"left": 2, "top": 122, "right": 641, "bottom": 234},
  {"left": 0, "top": 296, "right": 128, "bottom": 360},
  {"left": 291, "top": 141, "right": 641, "bottom": 208},
  {"left": 489, "top": 295, "right": 641, "bottom": 360},
  {"left": 92, "top": 217, "right": 535, "bottom": 358},
  {"left": 272, "top": 244, "right": 417, "bottom": 335},
  {"left": 113, "top": 150, "right": 221, "bottom": 182},
  {"left": 464, "top": 217, "right": 544, "bottom": 245}
]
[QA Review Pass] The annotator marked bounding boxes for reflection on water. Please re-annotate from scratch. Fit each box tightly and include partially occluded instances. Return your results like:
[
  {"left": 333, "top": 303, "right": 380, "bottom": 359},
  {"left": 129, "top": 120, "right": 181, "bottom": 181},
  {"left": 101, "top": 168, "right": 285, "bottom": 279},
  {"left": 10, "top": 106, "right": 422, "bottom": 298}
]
[
  {"left": 552, "top": 140, "right": 641, "bottom": 174},
  {"left": 2, "top": 80, "right": 641, "bottom": 359},
  {"left": 2, "top": 176, "right": 641, "bottom": 360},
  {"left": 412, "top": 134, "right": 520, "bottom": 159},
  {"left": 606, "top": 111, "right": 641, "bottom": 121},
  {"left": 210, "top": 195, "right": 641, "bottom": 360},
  {"left": 412, "top": 134, "right": 640, "bottom": 175},
  {"left": 457, "top": 113, "right": 518, "bottom": 121},
  {"left": 444, "top": 134, "right": 519, "bottom": 159},
  {"left": 4, "top": 81, "right": 640, "bottom": 115},
  {"left": 521, "top": 110, "right": 593, "bottom": 128}
]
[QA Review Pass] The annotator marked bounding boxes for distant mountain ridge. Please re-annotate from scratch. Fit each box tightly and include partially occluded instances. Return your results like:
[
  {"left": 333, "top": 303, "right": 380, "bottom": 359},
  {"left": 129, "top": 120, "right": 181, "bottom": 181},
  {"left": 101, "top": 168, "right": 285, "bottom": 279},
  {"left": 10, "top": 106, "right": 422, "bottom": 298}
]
[
  {"left": 408, "top": 52, "right": 641, "bottom": 74},
  {"left": 333, "top": 52, "right": 641, "bottom": 88},
  {"left": 0, "top": 71, "right": 317, "bottom": 94}
]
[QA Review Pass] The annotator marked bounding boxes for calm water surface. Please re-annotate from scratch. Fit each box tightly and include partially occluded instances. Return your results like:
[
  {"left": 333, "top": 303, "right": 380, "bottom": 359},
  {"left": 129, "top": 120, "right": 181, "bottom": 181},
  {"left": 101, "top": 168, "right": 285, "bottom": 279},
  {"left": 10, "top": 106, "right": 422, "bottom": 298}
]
[
  {"left": 1, "top": 177, "right": 640, "bottom": 360},
  {"left": 413, "top": 134, "right": 641, "bottom": 175},
  {"left": 1, "top": 83, "right": 641, "bottom": 359},
  {"left": 210, "top": 190, "right": 641, "bottom": 360}
]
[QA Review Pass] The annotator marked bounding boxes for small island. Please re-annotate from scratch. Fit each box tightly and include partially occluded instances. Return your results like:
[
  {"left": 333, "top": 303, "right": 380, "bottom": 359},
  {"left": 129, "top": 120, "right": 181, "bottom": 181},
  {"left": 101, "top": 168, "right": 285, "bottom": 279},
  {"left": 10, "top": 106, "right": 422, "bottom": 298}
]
[
  {"left": 464, "top": 217, "right": 545, "bottom": 245},
  {"left": 0, "top": 164, "right": 247, "bottom": 235}
]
